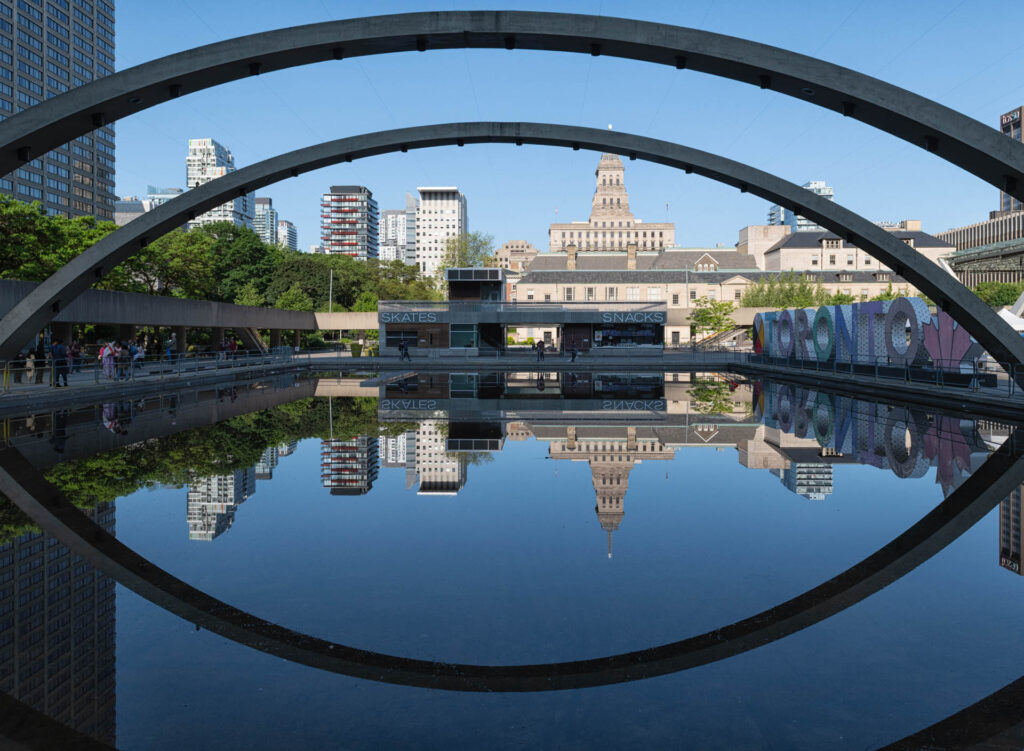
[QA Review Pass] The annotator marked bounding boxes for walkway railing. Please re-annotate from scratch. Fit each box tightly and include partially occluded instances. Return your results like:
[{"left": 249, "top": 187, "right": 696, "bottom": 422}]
[{"left": 0, "top": 348, "right": 296, "bottom": 393}]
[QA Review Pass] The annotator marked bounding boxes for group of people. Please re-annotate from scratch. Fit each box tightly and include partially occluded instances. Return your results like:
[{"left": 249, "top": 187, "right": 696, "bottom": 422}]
[
  {"left": 99, "top": 339, "right": 145, "bottom": 381},
  {"left": 10, "top": 338, "right": 83, "bottom": 386}
]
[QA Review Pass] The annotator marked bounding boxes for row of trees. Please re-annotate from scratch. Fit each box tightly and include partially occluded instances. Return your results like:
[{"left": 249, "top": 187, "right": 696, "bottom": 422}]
[
  {"left": 972, "top": 281, "right": 1024, "bottom": 308},
  {"left": 0, "top": 196, "right": 447, "bottom": 312}
]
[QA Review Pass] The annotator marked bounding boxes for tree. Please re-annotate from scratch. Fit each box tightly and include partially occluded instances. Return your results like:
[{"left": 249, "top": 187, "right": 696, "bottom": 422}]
[
  {"left": 870, "top": 283, "right": 902, "bottom": 301},
  {"left": 196, "top": 222, "right": 285, "bottom": 303},
  {"left": 274, "top": 282, "right": 314, "bottom": 312},
  {"left": 437, "top": 232, "right": 495, "bottom": 277},
  {"left": 741, "top": 271, "right": 835, "bottom": 308},
  {"left": 233, "top": 281, "right": 265, "bottom": 307},
  {"left": 123, "top": 228, "right": 217, "bottom": 298},
  {"left": 690, "top": 378, "right": 735, "bottom": 415},
  {"left": 973, "top": 281, "right": 1024, "bottom": 308},
  {"left": 351, "top": 291, "right": 379, "bottom": 312},
  {"left": 689, "top": 297, "right": 736, "bottom": 341}
]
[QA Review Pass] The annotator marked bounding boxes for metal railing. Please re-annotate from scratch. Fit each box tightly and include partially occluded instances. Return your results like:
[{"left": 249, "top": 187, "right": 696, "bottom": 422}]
[
  {"left": 0, "top": 348, "right": 296, "bottom": 394},
  {"left": 377, "top": 300, "right": 667, "bottom": 313}
]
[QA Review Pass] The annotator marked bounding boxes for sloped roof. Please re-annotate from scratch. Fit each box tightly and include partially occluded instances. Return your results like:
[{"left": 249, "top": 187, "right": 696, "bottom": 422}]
[{"left": 764, "top": 230, "right": 953, "bottom": 253}]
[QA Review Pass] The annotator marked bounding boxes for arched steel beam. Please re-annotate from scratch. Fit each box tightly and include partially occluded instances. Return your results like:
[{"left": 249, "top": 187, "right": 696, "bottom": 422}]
[
  {"left": 0, "top": 429, "right": 1021, "bottom": 693},
  {"left": 1, "top": 11, "right": 1023, "bottom": 201},
  {"left": 1, "top": 122, "right": 1021, "bottom": 369}
]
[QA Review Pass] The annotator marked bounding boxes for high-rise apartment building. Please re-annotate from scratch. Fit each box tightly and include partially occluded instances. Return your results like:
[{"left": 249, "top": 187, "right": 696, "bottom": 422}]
[
  {"left": 1000, "top": 483, "right": 1024, "bottom": 574},
  {"left": 415, "top": 186, "right": 467, "bottom": 276},
  {"left": 548, "top": 153, "right": 674, "bottom": 253},
  {"left": 186, "top": 468, "right": 256, "bottom": 541},
  {"left": 320, "top": 186, "right": 378, "bottom": 260},
  {"left": 320, "top": 436, "right": 379, "bottom": 495},
  {"left": 0, "top": 0, "right": 117, "bottom": 220},
  {"left": 413, "top": 421, "right": 467, "bottom": 495},
  {"left": 185, "top": 138, "right": 253, "bottom": 228},
  {"left": 277, "top": 219, "right": 298, "bottom": 250},
  {"left": 1000, "top": 107, "right": 1023, "bottom": 213},
  {"left": 778, "top": 463, "right": 833, "bottom": 500},
  {"left": 0, "top": 504, "right": 117, "bottom": 744},
  {"left": 253, "top": 197, "right": 278, "bottom": 245},
  {"left": 379, "top": 208, "right": 407, "bottom": 262},
  {"left": 768, "top": 181, "right": 834, "bottom": 232},
  {"left": 254, "top": 446, "right": 279, "bottom": 481},
  {"left": 405, "top": 192, "right": 418, "bottom": 265}
]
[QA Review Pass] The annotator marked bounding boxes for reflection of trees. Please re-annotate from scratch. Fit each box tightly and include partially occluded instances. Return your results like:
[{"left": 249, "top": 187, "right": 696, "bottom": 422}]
[
  {"left": 0, "top": 397, "right": 387, "bottom": 541},
  {"left": 691, "top": 378, "right": 735, "bottom": 416}
]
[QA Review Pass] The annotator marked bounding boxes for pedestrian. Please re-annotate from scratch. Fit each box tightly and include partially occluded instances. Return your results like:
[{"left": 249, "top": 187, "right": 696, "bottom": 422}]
[
  {"left": 101, "top": 341, "right": 115, "bottom": 380},
  {"left": 229, "top": 339, "right": 238, "bottom": 359},
  {"left": 569, "top": 346, "right": 578, "bottom": 363},
  {"left": 538, "top": 340, "right": 545, "bottom": 362},
  {"left": 69, "top": 339, "right": 82, "bottom": 373},
  {"left": 131, "top": 339, "right": 145, "bottom": 371},
  {"left": 33, "top": 340, "right": 47, "bottom": 384},
  {"left": 535, "top": 340, "right": 541, "bottom": 362},
  {"left": 50, "top": 338, "right": 69, "bottom": 387},
  {"left": 24, "top": 350, "right": 35, "bottom": 384},
  {"left": 116, "top": 341, "right": 130, "bottom": 380},
  {"left": 401, "top": 341, "right": 412, "bottom": 361},
  {"left": 166, "top": 332, "right": 177, "bottom": 361}
]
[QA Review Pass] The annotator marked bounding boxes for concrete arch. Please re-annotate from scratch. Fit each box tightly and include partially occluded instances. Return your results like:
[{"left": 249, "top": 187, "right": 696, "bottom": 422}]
[
  {"left": 0, "top": 431, "right": 1021, "bottom": 693},
  {"left": 1, "top": 122, "right": 1022, "bottom": 370},
  {"left": 1, "top": 11, "right": 1023, "bottom": 202}
]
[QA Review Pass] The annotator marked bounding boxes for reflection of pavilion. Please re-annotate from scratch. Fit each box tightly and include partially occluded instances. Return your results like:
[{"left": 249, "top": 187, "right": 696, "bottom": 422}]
[{"left": 544, "top": 426, "right": 674, "bottom": 556}]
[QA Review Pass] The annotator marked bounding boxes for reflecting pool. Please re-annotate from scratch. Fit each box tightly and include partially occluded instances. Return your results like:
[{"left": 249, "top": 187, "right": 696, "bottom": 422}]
[{"left": 0, "top": 371, "right": 1022, "bottom": 749}]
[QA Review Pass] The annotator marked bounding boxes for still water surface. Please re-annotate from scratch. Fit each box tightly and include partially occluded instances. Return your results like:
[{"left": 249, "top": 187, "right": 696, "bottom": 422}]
[{"left": 0, "top": 372, "right": 1022, "bottom": 749}]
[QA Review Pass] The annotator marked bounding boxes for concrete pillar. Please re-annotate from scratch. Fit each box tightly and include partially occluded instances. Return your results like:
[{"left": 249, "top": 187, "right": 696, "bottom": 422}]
[
  {"left": 175, "top": 326, "right": 187, "bottom": 353},
  {"left": 292, "top": 330, "right": 301, "bottom": 348},
  {"left": 118, "top": 324, "right": 136, "bottom": 341},
  {"left": 211, "top": 326, "right": 225, "bottom": 348},
  {"left": 270, "top": 329, "right": 282, "bottom": 348}
]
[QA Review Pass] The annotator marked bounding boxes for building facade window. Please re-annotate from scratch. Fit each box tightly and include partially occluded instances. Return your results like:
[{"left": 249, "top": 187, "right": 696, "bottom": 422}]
[
  {"left": 626, "top": 287, "right": 639, "bottom": 301},
  {"left": 605, "top": 287, "right": 617, "bottom": 301},
  {"left": 563, "top": 287, "right": 575, "bottom": 301}
]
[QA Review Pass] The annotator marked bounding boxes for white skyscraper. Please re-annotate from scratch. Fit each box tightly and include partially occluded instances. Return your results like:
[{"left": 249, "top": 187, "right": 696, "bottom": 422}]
[
  {"left": 186, "top": 138, "right": 254, "bottom": 229},
  {"left": 277, "top": 219, "right": 299, "bottom": 251},
  {"left": 253, "top": 197, "right": 279, "bottom": 245},
  {"left": 768, "top": 180, "right": 834, "bottom": 233},
  {"left": 415, "top": 187, "right": 468, "bottom": 276},
  {"left": 379, "top": 209, "right": 407, "bottom": 262},
  {"left": 186, "top": 467, "right": 256, "bottom": 541}
]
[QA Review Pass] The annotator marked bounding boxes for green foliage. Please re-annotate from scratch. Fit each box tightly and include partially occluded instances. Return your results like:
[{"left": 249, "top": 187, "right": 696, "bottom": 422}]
[
  {"left": 350, "top": 342, "right": 362, "bottom": 357},
  {"left": 690, "top": 377, "right": 734, "bottom": 416},
  {"left": 973, "top": 281, "right": 1024, "bottom": 308},
  {"left": 274, "top": 282, "right": 315, "bottom": 312},
  {"left": 437, "top": 232, "right": 496, "bottom": 278},
  {"left": 870, "top": 283, "right": 902, "bottom": 301},
  {"left": 351, "top": 291, "right": 379, "bottom": 312},
  {"left": 233, "top": 281, "right": 265, "bottom": 307},
  {"left": 740, "top": 271, "right": 845, "bottom": 308},
  {"left": 689, "top": 297, "right": 736, "bottom": 339}
]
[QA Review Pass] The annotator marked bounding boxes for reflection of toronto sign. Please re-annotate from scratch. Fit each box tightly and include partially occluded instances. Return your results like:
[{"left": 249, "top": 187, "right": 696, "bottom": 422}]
[
  {"left": 753, "top": 298, "right": 981, "bottom": 371},
  {"left": 755, "top": 379, "right": 983, "bottom": 493},
  {"left": 380, "top": 312, "right": 438, "bottom": 323},
  {"left": 601, "top": 312, "right": 665, "bottom": 323}
]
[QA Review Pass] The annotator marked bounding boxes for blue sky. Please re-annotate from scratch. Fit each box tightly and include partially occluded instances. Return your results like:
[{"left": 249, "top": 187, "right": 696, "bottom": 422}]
[{"left": 114, "top": 0, "right": 1024, "bottom": 252}]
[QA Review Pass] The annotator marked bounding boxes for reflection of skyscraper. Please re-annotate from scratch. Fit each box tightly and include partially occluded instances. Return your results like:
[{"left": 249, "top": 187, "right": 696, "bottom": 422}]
[
  {"left": 321, "top": 436, "right": 379, "bottom": 495},
  {"left": 254, "top": 446, "right": 279, "bottom": 480},
  {"left": 1000, "top": 485, "right": 1024, "bottom": 574},
  {"left": 187, "top": 468, "right": 256, "bottom": 541},
  {"left": 381, "top": 433, "right": 409, "bottom": 467},
  {"left": 778, "top": 463, "right": 833, "bottom": 501},
  {"left": 546, "top": 426, "right": 674, "bottom": 556},
  {"left": 277, "top": 440, "right": 298, "bottom": 457},
  {"left": 0, "top": 504, "right": 116, "bottom": 744},
  {"left": 414, "top": 421, "right": 467, "bottom": 495}
]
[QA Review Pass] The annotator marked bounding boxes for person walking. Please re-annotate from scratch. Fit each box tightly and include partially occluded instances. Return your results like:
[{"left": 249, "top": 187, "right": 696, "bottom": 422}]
[
  {"left": 569, "top": 346, "right": 578, "bottom": 363},
  {"left": 400, "top": 341, "right": 412, "bottom": 361},
  {"left": 33, "top": 340, "right": 47, "bottom": 384},
  {"left": 50, "top": 338, "right": 69, "bottom": 387},
  {"left": 116, "top": 341, "right": 130, "bottom": 380},
  {"left": 538, "top": 340, "right": 545, "bottom": 362},
  {"left": 69, "top": 339, "right": 82, "bottom": 373},
  {"left": 11, "top": 351, "right": 26, "bottom": 384},
  {"left": 101, "top": 341, "right": 115, "bottom": 380}
]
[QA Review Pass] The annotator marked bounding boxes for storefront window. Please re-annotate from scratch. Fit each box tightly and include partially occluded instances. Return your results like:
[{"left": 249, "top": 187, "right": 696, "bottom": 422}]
[
  {"left": 385, "top": 330, "right": 418, "bottom": 348},
  {"left": 450, "top": 324, "right": 477, "bottom": 348}
]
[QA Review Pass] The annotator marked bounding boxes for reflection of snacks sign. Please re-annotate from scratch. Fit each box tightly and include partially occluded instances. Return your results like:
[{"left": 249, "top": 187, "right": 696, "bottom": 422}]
[
  {"left": 601, "top": 399, "right": 665, "bottom": 410},
  {"left": 753, "top": 298, "right": 980, "bottom": 372}
]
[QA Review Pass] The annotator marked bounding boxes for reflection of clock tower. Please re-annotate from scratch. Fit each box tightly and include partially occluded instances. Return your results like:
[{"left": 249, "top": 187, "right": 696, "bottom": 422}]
[{"left": 551, "top": 427, "right": 675, "bottom": 557}]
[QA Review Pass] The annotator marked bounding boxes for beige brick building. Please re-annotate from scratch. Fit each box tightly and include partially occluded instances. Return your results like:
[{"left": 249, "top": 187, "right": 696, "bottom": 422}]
[
  {"left": 548, "top": 153, "right": 675, "bottom": 252},
  {"left": 495, "top": 240, "right": 539, "bottom": 272}
]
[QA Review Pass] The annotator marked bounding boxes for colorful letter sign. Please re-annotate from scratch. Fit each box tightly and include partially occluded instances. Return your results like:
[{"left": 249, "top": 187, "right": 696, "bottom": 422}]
[{"left": 753, "top": 298, "right": 982, "bottom": 372}]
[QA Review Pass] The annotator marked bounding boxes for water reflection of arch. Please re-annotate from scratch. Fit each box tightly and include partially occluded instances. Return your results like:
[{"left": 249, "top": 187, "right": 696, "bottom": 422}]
[
  {"left": 0, "top": 429, "right": 1021, "bottom": 693},
  {"left": 1, "top": 122, "right": 1021, "bottom": 376}
]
